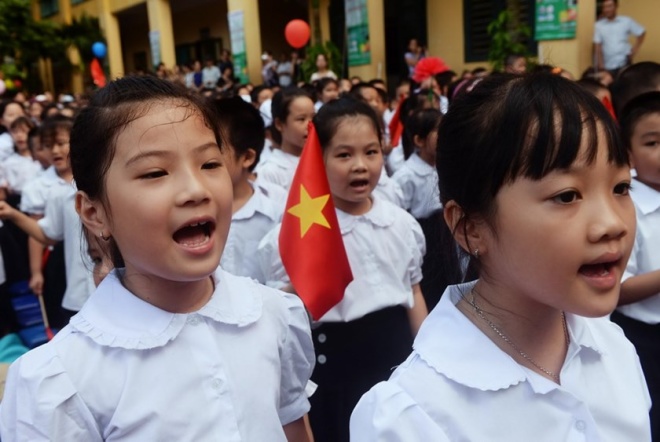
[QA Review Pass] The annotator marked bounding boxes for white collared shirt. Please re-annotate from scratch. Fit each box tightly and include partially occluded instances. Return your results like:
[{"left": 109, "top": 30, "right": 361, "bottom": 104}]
[
  {"left": 19, "top": 166, "right": 69, "bottom": 215},
  {"left": 593, "top": 16, "right": 645, "bottom": 70},
  {"left": 259, "top": 197, "right": 425, "bottom": 322},
  {"left": 351, "top": 281, "right": 651, "bottom": 441},
  {"left": 37, "top": 184, "right": 95, "bottom": 311},
  {"left": 0, "top": 268, "right": 315, "bottom": 441},
  {"left": 392, "top": 152, "right": 442, "bottom": 219},
  {"left": 0, "top": 132, "right": 13, "bottom": 162},
  {"left": 618, "top": 179, "right": 660, "bottom": 324},
  {"left": 221, "top": 182, "right": 284, "bottom": 283},
  {"left": 373, "top": 168, "right": 405, "bottom": 208},
  {"left": 257, "top": 149, "right": 299, "bottom": 191},
  {"left": 2, "top": 153, "right": 42, "bottom": 194}
]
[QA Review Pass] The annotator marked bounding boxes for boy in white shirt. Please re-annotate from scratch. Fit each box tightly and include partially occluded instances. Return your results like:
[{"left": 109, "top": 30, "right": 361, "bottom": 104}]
[
  {"left": 612, "top": 91, "right": 660, "bottom": 439},
  {"left": 213, "top": 97, "right": 284, "bottom": 282}
]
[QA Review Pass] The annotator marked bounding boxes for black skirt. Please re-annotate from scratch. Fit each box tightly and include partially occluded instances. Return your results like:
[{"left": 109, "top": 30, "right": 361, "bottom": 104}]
[{"left": 309, "top": 305, "right": 413, "bottom": 442}]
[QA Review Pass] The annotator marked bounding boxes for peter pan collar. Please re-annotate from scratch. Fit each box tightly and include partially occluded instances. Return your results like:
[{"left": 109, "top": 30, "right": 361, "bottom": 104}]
[
  {"left": 407, "top": 153, "right": 435, "bottom": 177},
  {"left": 631, "top": 178, "right": 660, "bottom": 215},
  {"left": 70, "top": 268, "right": 263, "bottom": 350},
  {"left": 413, "top": 281, "right": 603, "bottom": 393},
  {"left": 336, "top": 196, "right": 394, "bottom": 235}
]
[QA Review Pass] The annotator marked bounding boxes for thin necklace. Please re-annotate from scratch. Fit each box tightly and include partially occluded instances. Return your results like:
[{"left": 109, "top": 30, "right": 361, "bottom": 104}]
[{"left": 468, "top": 291, "right": 570, "bottom": 384}]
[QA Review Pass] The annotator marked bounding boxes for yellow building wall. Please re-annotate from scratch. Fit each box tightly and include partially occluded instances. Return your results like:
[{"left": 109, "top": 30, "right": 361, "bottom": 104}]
[
  {"left": 617, "top": 2, "right": 658, "bottom": 65},
  {"left": 173, "top": 4, "right": 229, "bottom": 49},
  {"left": 349, "top": 0, "right": 387, "bottom": 81},
  {"left": 71, "top": 1, "right": 100, "bottom": 19}
]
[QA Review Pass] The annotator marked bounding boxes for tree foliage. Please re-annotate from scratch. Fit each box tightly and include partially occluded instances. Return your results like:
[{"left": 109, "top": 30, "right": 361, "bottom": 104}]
[
  {"left": 301, "top": 41, "right": 343, "bottom": 82},
  {"left": 487, "top": 8, "right": 532, "bottom": 72},
  {"left": 0, "top": 0, "right": 67, "bottom": 71}
]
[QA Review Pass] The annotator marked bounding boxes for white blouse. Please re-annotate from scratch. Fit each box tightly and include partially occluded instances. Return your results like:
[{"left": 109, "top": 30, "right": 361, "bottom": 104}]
[
  {"left": 0, "top": 268, "right": 315, "bottom": 441},
  {"left": 618, "top": 179, "right": 660, "bottom": 324},
  {"left": 351, "top": 281, "right": 651, "bottom": 442},
  {"left": 256, "top": 149, "right": 299, "bottom": 191},
  {"left": 392, "top": 152, "right": 442, "bottom": 219},
  {"left": 258, "top": 196, "right": 425, "bottom": 322}
]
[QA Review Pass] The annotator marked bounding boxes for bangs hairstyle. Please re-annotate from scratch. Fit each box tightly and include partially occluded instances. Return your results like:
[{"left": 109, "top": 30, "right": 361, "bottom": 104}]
[
  {"left": 70, "top": 76, "right": 222, "bottom": 268},
  {"left": 619, "top": 91, "right": 660, "bottom": 150},
  {"left": 270, "top": 87, "right": 313, "bottom": 145},
  {"left": 437, "top": 72, "right": 626, "bottom": 216},
  {"left": 313, "top": 96, "right": 382, "bottom": 150},
  {"left": 70, "top": 75, "right": 222, "bottom": 203}
]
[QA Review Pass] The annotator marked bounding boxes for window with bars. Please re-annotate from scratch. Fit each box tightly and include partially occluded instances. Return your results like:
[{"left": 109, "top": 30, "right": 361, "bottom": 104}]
[
  {"left": 40, "top": 0, "right": 59, "bottom": 17},
  {"left": 463, "top": 0, "right": 537, "bottom": 63}
]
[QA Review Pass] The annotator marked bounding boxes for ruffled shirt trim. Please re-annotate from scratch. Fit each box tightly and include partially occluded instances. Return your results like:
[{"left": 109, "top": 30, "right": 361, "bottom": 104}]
[
  {"left": 70, "top": 268, "right": 263, "bottom": 350},
  {"left": 336, "top": 196, "right": 395, "bottom": 234},
  {"left": 413, "top": 281, "right": 604, "bottom": 392}
]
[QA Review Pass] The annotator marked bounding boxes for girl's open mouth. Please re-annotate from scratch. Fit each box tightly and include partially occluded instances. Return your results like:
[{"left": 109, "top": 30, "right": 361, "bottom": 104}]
[{"left": 173, "top": 221, "right": 214, "bottom": 248}]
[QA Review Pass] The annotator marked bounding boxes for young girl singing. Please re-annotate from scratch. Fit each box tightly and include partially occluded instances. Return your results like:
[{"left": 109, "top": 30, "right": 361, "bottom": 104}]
[
  {"left": 0, "top": 76, "right": 315, "bottom": 441},
  {"left": 259, "top": 97, "right": 428, "bottom": 442},
  {"left": 351, "top": 72, "right": 651, "bottom": 441}
]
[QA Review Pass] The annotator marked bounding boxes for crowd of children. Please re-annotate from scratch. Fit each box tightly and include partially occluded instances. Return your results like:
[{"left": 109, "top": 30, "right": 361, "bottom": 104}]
[{"left": 0, "top": 57, "right": 658, "bottom": 441}]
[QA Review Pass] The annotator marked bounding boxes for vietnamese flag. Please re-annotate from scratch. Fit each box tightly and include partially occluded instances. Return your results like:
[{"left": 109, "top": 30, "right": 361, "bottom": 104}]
[
  {"left": 388, "top": 96, "right": 405, "bottom": 147},
  {"left": 602, "top": 96, "right": 617, "bottom": 122},
  {"left": 279, "top": 122, "right": 353, "bottom": 320}
]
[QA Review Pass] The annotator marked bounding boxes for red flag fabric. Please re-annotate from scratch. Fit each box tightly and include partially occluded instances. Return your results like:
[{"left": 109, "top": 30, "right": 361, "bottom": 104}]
[
  {"left": 602, "top": 95, "right": 617, "bottom": 122},
  {"left": 279, "top": 122, "right": 353, "bottom": 320},
  {"left": 388, "top": 96, "right": 405, "bottom": 147},
  {"left": 90, "top": 58, "right": 106, "bottom": 88}
]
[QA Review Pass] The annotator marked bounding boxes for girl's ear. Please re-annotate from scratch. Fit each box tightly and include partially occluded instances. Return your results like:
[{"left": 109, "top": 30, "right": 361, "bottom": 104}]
[
  {"left": 274, "top": 117, "right": 285, "bottom": 133},
  {"left": 443, "top": 200, "right": 488, "bottom": 257},
  {"left": 75, "top": 191, "right": 111, "bottom": 239},
  {"left": 242, "top": 148, "right": 258, "bottom": 170},
  {"left": 413, "top": 134, "right": 425, "bottom": 149}
]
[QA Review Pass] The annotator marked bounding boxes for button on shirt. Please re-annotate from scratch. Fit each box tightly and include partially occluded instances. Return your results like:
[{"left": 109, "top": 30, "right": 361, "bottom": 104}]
[
  {"left": 259, "top": 196, "right": 425, "bottom": 322},
  {"left": 392, "top": 152, "right": 442, "bottom": 219},
  {"left": 0, "top": 268, "right": 315, "bottom": 441},
  {"left": 618, "top": 179, "right": 660, "bottom": 323},
  {"left": 351, "top": 281, "right": 651, "bottom": 441}
]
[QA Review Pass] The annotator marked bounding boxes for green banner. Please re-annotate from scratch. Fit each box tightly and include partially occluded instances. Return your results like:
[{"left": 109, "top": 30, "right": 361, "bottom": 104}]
[
  {"left": 535, "top": 0, "right": 577, "bottom": 41},
  {"left": 228, "top": 10, "right": 249, "bottom": 84},
  {"left": 345, "top": 0, "right": 371, "bottom": 66}
]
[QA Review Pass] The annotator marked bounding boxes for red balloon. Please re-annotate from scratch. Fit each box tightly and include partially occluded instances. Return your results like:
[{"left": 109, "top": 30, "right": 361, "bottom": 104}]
[{"left": 285, "top": 20, "right": 311, "bottom": 49}]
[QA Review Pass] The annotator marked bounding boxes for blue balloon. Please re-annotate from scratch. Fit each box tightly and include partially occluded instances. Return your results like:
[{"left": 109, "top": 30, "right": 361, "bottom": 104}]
[{"left": 92, "top": 41, "right": 107, "bottom": 59}]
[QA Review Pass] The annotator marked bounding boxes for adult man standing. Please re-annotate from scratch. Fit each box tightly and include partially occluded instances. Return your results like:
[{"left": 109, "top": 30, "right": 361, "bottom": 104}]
[{"left": 593, "top": 0, "right": 645, "bottom": 76}]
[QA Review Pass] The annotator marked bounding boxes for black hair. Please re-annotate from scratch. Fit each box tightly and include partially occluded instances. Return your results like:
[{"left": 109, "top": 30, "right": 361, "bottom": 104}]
[
  {"left": 611, "top": 62, "right": 660, "bottom": 117},
  {"left": 403, "top": 108, "right": 442, "bottom": 158},
  {"left": 437, "top": 73, "right": 626, "bottom": 265},
  {"left": 576, "top": 78, "right": 608, "bottom": 97},
  {"left": 315, "top": 77, "right": 339, "bottom": 101},
  {"left": 40, "top": 114, "right": 73, "bottom": 146},
  {"left": 250, "top": 85, "right": 271, "bottom": 105},
  {"left": 313, "top": 96, "right": 382, "bottom": 151},
  {"left": 270, "top": 87, "right": 313, "bottom": 145},
  {"left": 70, "top": 75, "right": 222, "bottom": 267},
  {"left": 619, "top": 91, "right": 660, "bottom": 151},
  {"left": 504, "top": 54, "right": 525, "bottom": 68},
  {"left": 349, "top": 82, "right": 379, "bottom": 102},
  {"left": 9, "top": 116, "right": 34, "bottom": 131},
  {"left": 212, "top": 96, "right": 265, "bottom": 171},
  {"left": 27, "top": 126, "right": 40, "bottom": 152}
]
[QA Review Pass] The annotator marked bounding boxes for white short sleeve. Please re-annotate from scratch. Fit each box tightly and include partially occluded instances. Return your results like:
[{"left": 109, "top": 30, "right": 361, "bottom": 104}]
[
  {"left": 37, "top": 190, "right": 67, "bottom": 241},
  {"left": 257, "top": 224, "right": 290, "bottom": 289},
  {"left": 277, "top": 292, "right": 315, "bottom": 425},
  {"left": 593, "top": 23, "right": 604, "bottom": 44},
  {"left": 408, "top": 217, "right": 426, "bottom": 285},
  {"left": 0, "top": 347, "right": 103, "bottom": 441},
  {"left": 629, "top": 18, "right": 645, "bottom": 37},
  {"left": 350, "top": 381, "right": 451, "bottom": 442}
]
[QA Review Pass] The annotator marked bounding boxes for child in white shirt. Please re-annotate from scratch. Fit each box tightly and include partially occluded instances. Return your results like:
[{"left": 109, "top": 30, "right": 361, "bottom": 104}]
[
  {"left": 0, "top": 75, "right": 315, "bottom": 441},
  {"left": 351, "top": 72, "right": 651, "bottom": 441}
]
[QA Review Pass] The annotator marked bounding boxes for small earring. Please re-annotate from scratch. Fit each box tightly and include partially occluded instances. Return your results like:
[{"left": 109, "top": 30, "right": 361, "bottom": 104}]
[
  {"left": 473, "top": 249, "right": 480, "bottom": 258},
  {"left": 99, "top": 231, "right": 110, "bottom": 241}
]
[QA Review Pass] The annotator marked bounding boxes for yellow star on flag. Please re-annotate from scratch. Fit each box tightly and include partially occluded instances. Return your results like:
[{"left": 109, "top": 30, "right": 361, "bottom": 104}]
[{"left": 287, "top": 185, "right": 331, "bottom": 237}]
